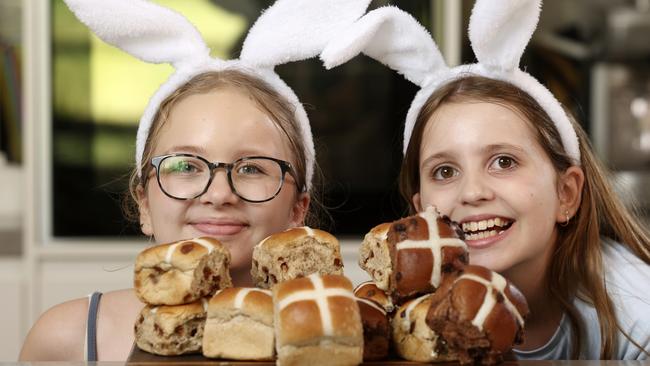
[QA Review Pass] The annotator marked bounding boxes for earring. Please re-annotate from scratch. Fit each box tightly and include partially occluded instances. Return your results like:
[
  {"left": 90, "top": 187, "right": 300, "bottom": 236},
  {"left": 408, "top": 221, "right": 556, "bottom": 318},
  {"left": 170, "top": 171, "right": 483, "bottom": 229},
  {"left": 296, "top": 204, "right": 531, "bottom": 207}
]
[{"left": 560, "top": 210, "right": 571, "bottom": 227}]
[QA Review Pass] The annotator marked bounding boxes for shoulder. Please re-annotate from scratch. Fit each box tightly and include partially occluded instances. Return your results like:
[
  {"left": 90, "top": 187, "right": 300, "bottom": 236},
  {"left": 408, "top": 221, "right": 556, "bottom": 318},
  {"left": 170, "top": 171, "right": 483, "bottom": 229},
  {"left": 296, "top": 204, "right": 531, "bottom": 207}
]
[
  {"left": 19, "top": 295, "right": 91, "bottom": 361},
  {"left": 601, "top": 238, "right": 650, "bottom": 294},
  {"left": 19, "top": 289, "right": 144, "bottom": 362},
  {"left": 96, "top": 289, "right": 145, "bottom": 360},
  {"left": 601, "top": 238, "right": 650, "bottom": 359}
]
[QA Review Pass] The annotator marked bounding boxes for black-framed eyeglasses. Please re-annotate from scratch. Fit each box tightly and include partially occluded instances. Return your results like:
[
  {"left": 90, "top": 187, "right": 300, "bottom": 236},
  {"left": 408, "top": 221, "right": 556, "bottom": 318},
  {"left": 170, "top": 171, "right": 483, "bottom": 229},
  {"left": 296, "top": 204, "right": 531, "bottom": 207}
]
[{"left": 150, "top": 154, "right": 301, "bottom": 203}]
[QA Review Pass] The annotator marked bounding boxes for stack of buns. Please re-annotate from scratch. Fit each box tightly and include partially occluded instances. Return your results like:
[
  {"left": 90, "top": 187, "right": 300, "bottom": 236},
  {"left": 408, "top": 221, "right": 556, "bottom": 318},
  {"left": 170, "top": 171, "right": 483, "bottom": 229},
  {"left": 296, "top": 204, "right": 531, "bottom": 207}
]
[
  {"left": 133, "top": 237, "right": 232, "bottom": 355},
  {"left": 357, "top": 206, "right": 530, "bottom": 365},
  {"left": 131, "top": 212, "right": 529, "bottom": 365},
  {"left": 133, "top": 227, "right": 358, "bottom": 363}
]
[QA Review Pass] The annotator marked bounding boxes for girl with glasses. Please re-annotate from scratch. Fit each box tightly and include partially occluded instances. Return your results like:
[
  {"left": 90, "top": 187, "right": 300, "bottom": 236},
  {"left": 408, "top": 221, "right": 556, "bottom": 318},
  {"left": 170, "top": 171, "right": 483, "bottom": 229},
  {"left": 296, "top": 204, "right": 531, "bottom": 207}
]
[{"left": 20, "top": 0, "right": 372, "bottom": 361}]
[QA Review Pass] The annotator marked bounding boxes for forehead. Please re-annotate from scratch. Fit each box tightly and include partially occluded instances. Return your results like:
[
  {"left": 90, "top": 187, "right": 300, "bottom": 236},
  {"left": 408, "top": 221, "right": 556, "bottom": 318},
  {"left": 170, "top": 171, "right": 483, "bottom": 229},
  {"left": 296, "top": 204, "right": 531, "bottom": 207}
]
[
  {"left": 152, "top": 88, "right": 292, "bottom": 160},
  {"left": 420, "top": 101, "right": 545, "bottom": 158}
]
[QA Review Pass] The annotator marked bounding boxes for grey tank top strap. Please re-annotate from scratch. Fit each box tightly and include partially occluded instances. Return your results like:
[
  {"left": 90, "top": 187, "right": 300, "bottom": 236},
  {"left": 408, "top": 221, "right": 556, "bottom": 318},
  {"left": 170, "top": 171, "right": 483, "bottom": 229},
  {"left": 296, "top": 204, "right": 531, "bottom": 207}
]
[{"left": 86, "top": 291, "right": 103, "bottom": 362}]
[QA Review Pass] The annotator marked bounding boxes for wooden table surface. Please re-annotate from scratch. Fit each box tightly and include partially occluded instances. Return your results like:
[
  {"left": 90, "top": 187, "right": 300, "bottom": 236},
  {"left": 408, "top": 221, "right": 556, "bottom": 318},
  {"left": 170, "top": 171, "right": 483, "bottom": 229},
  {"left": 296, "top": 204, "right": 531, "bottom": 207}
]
[{"left": 118, "top": 346, "right": 648, "bottom": 366}]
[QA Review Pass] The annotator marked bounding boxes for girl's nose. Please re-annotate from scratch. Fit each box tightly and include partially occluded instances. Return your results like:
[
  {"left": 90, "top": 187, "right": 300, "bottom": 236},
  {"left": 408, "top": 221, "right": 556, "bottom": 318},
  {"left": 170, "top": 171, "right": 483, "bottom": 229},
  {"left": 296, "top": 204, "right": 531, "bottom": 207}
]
[
  {"left": 198, "top": 170, "right": 239, "bottom": 206},
  {"left": 459, "top": 172, "right": 495, "bottom": 205}
]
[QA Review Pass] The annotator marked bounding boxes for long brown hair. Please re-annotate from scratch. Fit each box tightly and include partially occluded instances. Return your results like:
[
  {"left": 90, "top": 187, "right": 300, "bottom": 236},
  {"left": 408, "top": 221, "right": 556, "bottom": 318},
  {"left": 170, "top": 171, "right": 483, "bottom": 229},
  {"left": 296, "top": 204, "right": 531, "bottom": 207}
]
[
  {"left": 400, "top": 75, "right": 650, "bottom": 358},
  {"left": 123, "top": 69, "right": 322, "bottom": 226}
]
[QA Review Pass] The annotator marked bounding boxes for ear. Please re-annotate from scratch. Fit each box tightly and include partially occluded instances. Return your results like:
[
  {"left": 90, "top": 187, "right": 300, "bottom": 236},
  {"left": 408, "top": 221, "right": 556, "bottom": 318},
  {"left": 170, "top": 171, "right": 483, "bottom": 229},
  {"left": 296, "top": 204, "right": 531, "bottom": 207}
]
[
  {"left": 289, "top": 193, "right": 311, "bottom": 228},
  {"left": 556, "top": 166, "right": 584, "bottom": 223},
  {"left": 136, "top": 185, "right": 153, "bottom": 237},
  {"left": 412, "top": 192, "right": 423, "bottom": 213}
]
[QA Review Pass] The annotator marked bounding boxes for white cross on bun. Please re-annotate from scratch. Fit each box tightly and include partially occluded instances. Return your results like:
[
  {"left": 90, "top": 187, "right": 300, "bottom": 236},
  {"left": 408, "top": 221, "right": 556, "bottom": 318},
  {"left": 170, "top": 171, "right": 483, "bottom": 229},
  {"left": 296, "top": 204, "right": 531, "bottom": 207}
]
[
  {"left": 425, "top": 265, "right": 529, "bottom": 365},
  {"left": 272, "top": 273, "right": 363, "bottom": 366},
  {"left": 359, "top": 207, "right": 468, "bottom": 304}
]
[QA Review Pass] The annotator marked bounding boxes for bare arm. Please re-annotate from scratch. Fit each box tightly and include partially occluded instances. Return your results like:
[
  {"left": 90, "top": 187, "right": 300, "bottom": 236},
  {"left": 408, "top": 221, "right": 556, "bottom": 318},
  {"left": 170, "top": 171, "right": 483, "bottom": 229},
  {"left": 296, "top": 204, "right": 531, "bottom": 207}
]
[{"left": 19, "top": 297, "right": 88, "bottom": 361}]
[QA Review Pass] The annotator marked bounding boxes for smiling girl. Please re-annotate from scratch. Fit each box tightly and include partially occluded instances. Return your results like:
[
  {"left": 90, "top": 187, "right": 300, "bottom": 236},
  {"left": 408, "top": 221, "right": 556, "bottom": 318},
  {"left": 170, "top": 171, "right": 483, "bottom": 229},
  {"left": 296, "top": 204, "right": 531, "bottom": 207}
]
[
  {"left": 320, "top": 0, "right": 650, "bottom": 358},
  {"left": 399, "top": 75, "right": 650, "bottom": 359}
]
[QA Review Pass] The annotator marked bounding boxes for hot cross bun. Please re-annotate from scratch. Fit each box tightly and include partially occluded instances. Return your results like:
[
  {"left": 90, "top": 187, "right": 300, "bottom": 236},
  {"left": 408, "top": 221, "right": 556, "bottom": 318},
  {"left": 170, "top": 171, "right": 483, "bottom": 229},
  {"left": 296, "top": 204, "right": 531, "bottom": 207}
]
[
  {"left": 134, "top": 237, "right": 232, "bottom": 305},
  {"left": 134, "top": 298, "right": 208, "bottom": 356},
  {"left": 425, "top": 265, "right": 529, "bottom": 365},
  {"left": 272, "top": 273, "right": 363, "bottom": 366},
  {"left": 251, "top": 226, "right": 343, "bottom": 289},
  {"left": 203, "top": 287, "right": 274, "bottom": 360},
  {"left": 359, "top": 206, "right": 468, "bottom": 304}
]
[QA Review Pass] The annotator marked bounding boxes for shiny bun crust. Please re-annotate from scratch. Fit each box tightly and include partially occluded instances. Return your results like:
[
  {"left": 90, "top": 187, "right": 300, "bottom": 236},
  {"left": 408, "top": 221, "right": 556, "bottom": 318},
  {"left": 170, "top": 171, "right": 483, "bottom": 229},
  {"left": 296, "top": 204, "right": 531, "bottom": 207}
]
[
  {"left": 134, "top": 299, "right": 208, "bottom": 356},
  {"left": 356, "top": 297, "right": 390, "bottom": 361},
  {"left": 425, "top": 265, "right": 529, "bottom": 365},
  {"left": 203, "top": 287, "right": 274, "bottom": 360},
  {"left": 273, "top": 273, "right": 363, "bottom": 366},
  {"left": 359, "top": 207, "right": 468, "bottom": 305},
  {"left": 354, "top": 281, "right": 394, "bottom": 313},
  {"left": 134, "top": 237, "right": 232, "bottom": 305},
  {"left": 251, "top": 226, "right": 343, "bottom": 289}
]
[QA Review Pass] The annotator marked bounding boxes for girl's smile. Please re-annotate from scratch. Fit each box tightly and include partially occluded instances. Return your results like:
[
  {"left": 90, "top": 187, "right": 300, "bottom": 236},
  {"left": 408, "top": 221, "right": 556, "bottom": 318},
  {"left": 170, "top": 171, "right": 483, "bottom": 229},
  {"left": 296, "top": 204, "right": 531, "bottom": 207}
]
[
  {"left": 460, "top": 215, "right": 514, "bottom": 248},
  {"left": 189, "top": 217, "right": 250, "bottom": 237}
]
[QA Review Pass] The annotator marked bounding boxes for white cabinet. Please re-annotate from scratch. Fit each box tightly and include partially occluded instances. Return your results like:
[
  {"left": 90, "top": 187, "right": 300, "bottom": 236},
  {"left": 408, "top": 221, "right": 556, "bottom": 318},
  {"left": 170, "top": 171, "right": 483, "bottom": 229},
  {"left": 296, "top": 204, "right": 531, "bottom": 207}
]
[{"left": 0, "top": 259, "right": 24, "bottom": 361}]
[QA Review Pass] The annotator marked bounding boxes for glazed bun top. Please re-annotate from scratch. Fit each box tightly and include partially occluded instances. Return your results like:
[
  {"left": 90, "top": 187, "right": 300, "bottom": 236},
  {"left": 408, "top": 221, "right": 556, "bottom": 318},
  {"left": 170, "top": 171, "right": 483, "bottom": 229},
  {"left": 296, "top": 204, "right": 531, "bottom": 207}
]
[{"left": 135, "top": 237, "right": 229, "bottom": 272}]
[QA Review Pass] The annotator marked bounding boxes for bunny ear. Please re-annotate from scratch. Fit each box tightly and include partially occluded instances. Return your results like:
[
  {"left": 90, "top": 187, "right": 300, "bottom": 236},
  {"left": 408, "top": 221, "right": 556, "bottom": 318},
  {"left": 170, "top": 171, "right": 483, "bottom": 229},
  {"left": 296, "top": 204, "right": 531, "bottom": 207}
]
[
  {"left": 468, "top": 0, "right": 542, "bottom": 71},
  {"left": 320, "top": 7, "right": 447, "bottom": 87},
  {"left": 62, "top": 0, "right": 211, "bottom": 68},
  {"left": 239, "top": 0, "right": 372, "bottom": 67}
]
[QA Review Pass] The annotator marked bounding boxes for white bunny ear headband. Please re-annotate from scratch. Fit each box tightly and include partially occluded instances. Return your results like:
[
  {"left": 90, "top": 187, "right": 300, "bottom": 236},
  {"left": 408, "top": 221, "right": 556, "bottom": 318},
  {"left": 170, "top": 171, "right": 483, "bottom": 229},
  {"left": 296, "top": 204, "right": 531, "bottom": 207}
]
[
  {"left": 62, "top": 0, "right": 373, "bottom": 190},
  {"left": 321, "top": 0, "right": 581, "bottom": 165}
]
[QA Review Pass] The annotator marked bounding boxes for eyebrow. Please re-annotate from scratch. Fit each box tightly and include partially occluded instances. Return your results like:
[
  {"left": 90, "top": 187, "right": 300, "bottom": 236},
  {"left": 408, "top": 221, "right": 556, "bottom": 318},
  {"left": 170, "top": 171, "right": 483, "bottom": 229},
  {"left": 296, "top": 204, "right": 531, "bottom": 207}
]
[
  {"left": 162, "top": 145, "right": 206, "bottom": 155},
  {"left": 161, "top": 145, "right": 283, "bottom": 160},
  {"left": 420, "top": 143, "right": 527, "bottom": 169},
  {"left": 482, "top": 143, "right": 527, "bottom": 156}
]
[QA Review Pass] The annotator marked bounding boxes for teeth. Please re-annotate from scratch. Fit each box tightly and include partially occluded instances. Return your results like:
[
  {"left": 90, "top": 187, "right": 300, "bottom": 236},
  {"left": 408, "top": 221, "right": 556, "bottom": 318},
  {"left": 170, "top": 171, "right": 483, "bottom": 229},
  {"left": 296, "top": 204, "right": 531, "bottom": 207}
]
[
  {"left": 462, "top": 217, "right": 511, "bottom": 235},
  {"left": 466, "top": 229, "right": 501, "bottom": 241}
]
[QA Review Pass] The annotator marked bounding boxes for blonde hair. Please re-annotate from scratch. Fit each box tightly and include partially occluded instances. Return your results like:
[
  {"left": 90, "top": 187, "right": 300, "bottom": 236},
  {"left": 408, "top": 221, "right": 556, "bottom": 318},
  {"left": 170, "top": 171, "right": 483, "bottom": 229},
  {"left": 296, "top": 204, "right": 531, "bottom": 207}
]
[
  {"left": 123, "top": 69, "right": 320, "bottom": 225},
  {"left": 399, "top": 75, "right": 650, "bottom": 358}
]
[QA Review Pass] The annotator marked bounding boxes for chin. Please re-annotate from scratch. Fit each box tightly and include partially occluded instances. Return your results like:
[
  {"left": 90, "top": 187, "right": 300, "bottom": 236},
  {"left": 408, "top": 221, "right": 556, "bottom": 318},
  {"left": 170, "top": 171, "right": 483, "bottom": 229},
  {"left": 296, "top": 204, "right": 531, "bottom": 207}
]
[{"left": 468, "top": 253, "right": 510, "bottom": 274}]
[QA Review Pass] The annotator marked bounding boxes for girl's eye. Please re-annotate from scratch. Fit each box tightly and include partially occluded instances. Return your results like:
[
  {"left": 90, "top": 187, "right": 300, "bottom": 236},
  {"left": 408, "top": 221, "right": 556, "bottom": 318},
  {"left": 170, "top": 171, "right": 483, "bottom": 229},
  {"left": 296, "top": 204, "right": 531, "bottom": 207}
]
[
  {"left": 237, "top": 164, "right": 263, "bottom": 175},
  {"left": 432, "top": 165, "right": 458, "bottom": 180},
  {"left": 490, "top": 156, "right": 517, "bottom": 171},
  {"left": 161, "top": 158, "right": 202, "bottom": 174}
]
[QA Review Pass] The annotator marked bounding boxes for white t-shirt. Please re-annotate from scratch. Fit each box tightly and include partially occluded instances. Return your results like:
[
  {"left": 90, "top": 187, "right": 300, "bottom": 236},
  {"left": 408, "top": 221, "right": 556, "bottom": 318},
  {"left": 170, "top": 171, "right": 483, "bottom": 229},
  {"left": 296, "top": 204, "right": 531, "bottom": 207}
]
[{"left": 514, "top": 238, "right": 650, "bottom": 360}]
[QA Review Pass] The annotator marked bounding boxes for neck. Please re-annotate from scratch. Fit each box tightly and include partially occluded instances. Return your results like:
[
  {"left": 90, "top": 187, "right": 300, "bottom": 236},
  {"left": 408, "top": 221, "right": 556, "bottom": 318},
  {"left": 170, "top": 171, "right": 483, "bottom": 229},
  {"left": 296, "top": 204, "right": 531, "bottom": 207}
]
[
  {"left": 503, "top": 247, "right": 563, "bottom": 351},
  {"left": 230, "top": 266, "right": 254, "bottom": 287}
]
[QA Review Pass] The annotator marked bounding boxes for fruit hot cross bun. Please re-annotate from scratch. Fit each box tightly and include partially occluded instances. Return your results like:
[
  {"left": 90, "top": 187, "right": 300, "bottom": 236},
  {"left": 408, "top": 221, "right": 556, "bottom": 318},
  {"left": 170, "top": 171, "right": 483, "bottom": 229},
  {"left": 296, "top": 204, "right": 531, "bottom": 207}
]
[
  {"left": 425, "top": 265, "right": 529, "bottom": 365},
  {"left": 251, "top": 226, "right": 343, "bottom": 289},
  {"left": 134, "top": 237, "right": 232, "bottom": 305},
  {"left": 360, "top": 206, "right": 468, "bottom": 303}
]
